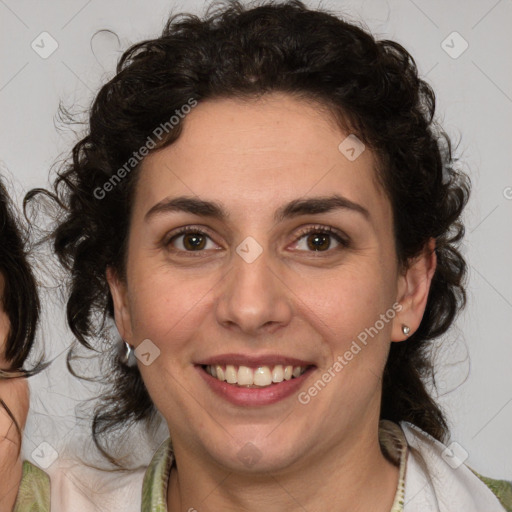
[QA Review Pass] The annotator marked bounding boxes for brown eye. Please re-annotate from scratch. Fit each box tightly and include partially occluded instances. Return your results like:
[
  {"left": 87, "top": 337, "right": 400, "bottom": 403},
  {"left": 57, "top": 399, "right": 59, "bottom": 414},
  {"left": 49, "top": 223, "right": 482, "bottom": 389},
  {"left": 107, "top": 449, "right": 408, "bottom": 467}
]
[
  {"left": 181, "top": 232, "right": 207, "bottom": 251},
  {"left": 165, "top": 226, "right": 218, "bottom": 253},
  {"left": 293, "top": 225, "right": 349, "bottom": 253},
  {"left": 305, "top": 232, "right": 331, "bottom": 251}
]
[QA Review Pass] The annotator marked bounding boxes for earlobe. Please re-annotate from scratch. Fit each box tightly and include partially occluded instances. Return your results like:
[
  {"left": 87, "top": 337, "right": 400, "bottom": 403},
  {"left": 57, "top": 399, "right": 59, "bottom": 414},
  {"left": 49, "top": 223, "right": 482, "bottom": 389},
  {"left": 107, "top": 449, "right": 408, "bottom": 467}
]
[
  {"left": 106, "top": 266, "right": 133, "bottom": 343},
  {"left": 391, "top": 238, "right": 436, "bottom": 342}
]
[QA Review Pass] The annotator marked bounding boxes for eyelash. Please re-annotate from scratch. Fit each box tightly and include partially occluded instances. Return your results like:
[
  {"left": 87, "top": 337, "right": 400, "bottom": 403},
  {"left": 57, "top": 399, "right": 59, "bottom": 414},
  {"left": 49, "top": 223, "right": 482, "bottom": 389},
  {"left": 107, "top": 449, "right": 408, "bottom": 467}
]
[{"left": 164, "top": 224, "right": 350, "bottom": 256}]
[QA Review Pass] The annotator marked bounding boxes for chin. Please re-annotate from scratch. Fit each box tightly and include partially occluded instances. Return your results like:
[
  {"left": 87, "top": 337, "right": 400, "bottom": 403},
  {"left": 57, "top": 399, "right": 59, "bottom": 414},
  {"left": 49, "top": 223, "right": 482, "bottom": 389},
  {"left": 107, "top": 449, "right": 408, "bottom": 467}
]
[{"left": 197, "top": 428, "right": 309, "bottom": 474}]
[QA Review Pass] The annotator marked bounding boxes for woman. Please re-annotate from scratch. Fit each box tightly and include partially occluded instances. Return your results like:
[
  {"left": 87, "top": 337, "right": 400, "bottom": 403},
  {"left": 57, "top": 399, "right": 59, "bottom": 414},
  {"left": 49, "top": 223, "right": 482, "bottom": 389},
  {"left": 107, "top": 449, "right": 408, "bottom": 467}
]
[
  {"left": 0, "top": 176, "right": 48, "bottom": 511},
  {"left": 24, "top": 0, "right": 512, "bottom": 510}
]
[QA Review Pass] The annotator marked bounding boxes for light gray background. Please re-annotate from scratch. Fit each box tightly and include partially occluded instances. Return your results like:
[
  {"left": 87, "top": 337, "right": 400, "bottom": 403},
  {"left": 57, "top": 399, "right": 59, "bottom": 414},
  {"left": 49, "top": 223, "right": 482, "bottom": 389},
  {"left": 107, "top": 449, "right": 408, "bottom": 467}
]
[{"left": 1, "top": 0, "right": 511, "bottom": 485}]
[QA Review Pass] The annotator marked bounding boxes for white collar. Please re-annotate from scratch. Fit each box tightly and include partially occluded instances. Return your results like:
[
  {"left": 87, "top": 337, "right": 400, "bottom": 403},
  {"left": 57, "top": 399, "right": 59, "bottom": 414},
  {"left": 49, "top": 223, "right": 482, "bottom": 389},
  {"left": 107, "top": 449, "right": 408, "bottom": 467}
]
[{"left": 399, "top": 421, "right": 507, "bottom": 511}]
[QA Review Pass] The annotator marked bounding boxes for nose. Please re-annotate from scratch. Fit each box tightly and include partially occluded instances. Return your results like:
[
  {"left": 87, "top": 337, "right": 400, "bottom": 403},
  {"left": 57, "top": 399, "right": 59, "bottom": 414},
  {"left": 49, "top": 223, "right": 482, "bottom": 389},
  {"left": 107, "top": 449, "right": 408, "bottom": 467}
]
[{"left": 215, "top": 242, "right": 293, "bottom": 336}]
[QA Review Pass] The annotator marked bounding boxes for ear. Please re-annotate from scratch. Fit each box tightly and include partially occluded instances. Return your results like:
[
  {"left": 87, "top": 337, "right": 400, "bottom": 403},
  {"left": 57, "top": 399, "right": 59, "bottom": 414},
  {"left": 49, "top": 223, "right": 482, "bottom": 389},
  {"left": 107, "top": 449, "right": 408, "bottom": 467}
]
[
  {"left": 391, "top": 238, "right": 436, "bottom": 342},
  {"left": 106, "top": 266, "right": 133, "bottom": 343}
]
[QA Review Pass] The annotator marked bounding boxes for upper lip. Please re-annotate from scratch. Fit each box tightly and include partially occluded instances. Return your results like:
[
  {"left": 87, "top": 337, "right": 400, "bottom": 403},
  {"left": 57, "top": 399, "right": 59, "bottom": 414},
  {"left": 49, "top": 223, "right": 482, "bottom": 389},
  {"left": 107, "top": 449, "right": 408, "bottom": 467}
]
[{"left": 196, "top": 353, "right": 316, "bottom": 367}]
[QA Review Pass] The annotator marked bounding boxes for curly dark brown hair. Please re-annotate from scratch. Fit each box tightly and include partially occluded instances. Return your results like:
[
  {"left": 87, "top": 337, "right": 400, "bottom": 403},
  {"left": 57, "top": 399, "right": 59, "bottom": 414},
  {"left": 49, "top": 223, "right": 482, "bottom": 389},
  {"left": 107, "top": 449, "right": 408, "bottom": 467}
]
[
  {"left": 0, "top": 176, "right": 42, "bottom": 448},
  {"left": 0, "top": 178, "right": 41, "bottom": 374},
  {"left": 27, "top": 0, "right": 470, "bottom": 465}
]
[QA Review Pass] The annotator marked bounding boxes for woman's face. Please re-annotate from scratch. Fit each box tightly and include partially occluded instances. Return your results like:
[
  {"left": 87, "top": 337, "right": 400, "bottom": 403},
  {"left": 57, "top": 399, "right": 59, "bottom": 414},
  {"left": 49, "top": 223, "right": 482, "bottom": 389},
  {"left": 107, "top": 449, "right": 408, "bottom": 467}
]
[{"left": 109, "top": 92, "right": 434, "bottom": 472}]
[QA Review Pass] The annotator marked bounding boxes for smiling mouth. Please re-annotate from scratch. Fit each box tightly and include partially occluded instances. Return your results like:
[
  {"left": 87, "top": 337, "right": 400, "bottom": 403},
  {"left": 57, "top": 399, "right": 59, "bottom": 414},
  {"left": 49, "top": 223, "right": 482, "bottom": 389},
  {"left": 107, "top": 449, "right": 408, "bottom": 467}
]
[{"left": 201, "top": 364, "right": 311, "bottom": 388}]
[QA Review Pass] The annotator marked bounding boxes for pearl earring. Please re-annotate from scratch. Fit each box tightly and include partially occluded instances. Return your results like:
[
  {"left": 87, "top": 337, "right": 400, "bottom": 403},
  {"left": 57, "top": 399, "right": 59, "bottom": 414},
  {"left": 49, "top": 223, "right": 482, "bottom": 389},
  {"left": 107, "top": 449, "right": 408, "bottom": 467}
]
[{"left": 402, "top": 325, "right": 411, "bottom": 336}]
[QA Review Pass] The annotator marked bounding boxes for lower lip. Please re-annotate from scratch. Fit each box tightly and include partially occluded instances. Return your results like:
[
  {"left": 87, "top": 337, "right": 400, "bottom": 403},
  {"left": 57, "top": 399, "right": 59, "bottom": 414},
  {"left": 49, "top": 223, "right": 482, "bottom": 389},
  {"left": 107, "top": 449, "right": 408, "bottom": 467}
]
[{"left": 196, "top": 365, "right": 316, "bottom": 406}]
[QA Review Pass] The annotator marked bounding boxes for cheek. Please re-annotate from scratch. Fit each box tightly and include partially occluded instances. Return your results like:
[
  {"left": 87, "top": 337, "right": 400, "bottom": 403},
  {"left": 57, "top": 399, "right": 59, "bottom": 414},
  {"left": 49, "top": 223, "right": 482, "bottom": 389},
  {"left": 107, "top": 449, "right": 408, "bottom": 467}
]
[
  {"left": 127, "top": 268, "right": 215, "bottom": 353},
  {"left": 296, "top": 264, "right": 395, "bottom": 343},
  {"left": 128, "top": 271, "right": 217, "bottom": 424},
  {"left": 292, "top": 270, "right": 396, "bottom": 419}
]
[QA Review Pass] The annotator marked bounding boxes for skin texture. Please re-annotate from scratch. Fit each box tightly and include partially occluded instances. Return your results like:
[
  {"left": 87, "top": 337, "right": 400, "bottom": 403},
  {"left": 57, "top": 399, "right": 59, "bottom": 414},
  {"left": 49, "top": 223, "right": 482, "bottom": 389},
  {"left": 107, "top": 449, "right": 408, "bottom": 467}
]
[
  {"left": 108, "top": 93, "right": 436, "bottom": 512},
  {"left": 0, "top": 272, "right": 29, "bottom": 511}
]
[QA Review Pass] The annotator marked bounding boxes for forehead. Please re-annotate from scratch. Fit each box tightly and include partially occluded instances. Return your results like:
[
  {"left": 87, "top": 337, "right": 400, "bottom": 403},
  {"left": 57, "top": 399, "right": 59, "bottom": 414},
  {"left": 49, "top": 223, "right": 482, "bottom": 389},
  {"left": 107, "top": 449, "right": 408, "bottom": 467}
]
[{"left": 134, "top": 93, "right": 390, "bottom": 225}]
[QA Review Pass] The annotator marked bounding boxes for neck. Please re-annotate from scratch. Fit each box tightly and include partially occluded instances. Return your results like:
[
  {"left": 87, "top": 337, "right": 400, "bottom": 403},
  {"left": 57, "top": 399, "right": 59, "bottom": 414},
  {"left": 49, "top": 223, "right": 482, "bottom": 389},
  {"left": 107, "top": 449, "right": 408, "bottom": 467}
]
[{"left": 167, "top": 421, "right": 400, "bottom": 512}]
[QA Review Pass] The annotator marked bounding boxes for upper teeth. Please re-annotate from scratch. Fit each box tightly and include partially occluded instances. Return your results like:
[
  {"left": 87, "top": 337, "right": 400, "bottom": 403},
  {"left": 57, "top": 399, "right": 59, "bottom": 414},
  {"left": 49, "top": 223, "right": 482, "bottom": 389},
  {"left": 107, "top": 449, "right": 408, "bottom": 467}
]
[{"left": 205, "top": 364, "right": 306, "bottom": 387}]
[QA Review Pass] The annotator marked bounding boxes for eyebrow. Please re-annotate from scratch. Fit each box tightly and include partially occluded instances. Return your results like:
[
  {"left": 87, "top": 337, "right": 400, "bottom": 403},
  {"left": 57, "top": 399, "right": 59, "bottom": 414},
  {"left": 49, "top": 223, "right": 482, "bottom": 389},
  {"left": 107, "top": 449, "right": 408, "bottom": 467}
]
[{"left": 144, "top": 194, "right": 370, "bottom": 223}]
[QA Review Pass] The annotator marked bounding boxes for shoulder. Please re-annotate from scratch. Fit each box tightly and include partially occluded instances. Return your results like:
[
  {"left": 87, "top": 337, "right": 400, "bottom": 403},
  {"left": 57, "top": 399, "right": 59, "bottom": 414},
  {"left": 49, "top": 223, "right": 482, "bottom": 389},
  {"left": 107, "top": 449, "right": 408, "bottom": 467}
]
[
  {"left": 469, "top": 469, "right": 512, "bottom": 512},
  {"left": 399, "top": 421, "right": 511, "bottom": 511},
  {"left": 13, "top": 460, "right": 50, "bottom": 512}
]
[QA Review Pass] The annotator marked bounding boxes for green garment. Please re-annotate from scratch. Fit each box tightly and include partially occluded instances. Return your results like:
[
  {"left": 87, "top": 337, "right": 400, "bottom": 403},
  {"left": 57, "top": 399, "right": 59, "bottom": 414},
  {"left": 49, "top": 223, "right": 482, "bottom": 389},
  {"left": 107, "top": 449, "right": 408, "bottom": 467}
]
[{"left": 12, "top": 460, "right": 50, "bottom": 512}]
